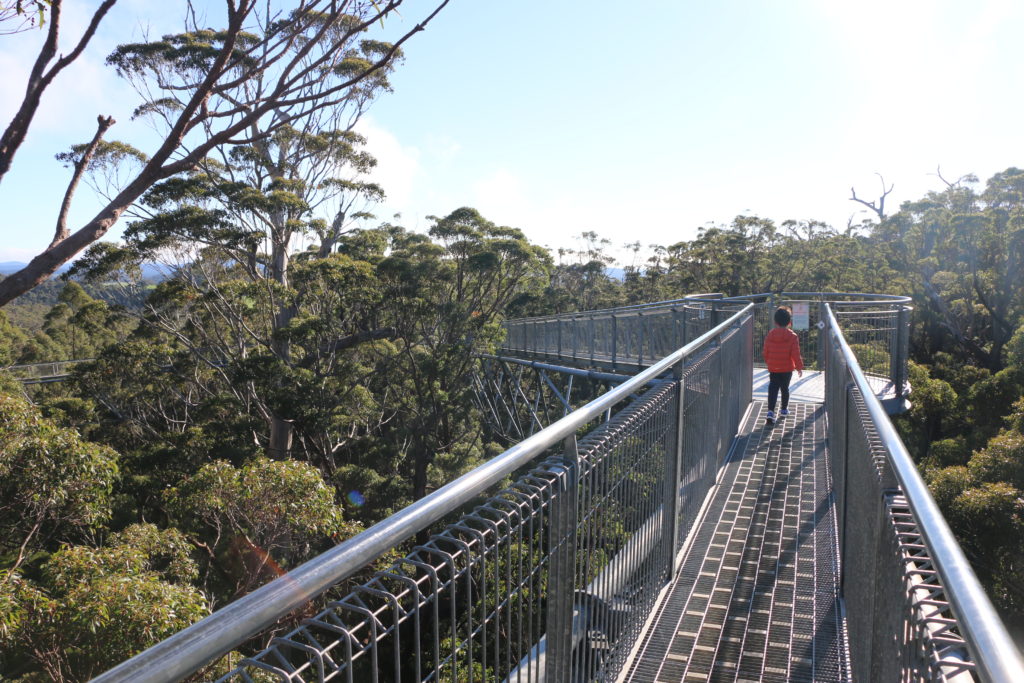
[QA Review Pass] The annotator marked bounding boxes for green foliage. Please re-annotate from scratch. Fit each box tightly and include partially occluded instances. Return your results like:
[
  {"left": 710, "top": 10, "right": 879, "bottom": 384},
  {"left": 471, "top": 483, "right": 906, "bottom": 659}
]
[
  {"left": 0, "top": 525, "right": 207, "bottom": 681},
  {"left": 0, "top": 309, "right": 27, "bottom": 364},
  {"left": 968, "top": 431, "right": 1024, "bottom": 492},
  {"left": 875, "top": 169, "right": 1024, "bottom": 370},
  {"left": 167, "top": 458, "right": 360, "bottom": 595},
  {"left": 0, "top": 392, "right": 118, "bottom": 570},
  {"left": 5, "top": 282, "right": 136, "bottom": 363},
  {"left": 1006, "top": 323, "right": 1024, "bottom": 367},
  {"left": 893, "top": 361, "right": 959, "bottom": 459}
]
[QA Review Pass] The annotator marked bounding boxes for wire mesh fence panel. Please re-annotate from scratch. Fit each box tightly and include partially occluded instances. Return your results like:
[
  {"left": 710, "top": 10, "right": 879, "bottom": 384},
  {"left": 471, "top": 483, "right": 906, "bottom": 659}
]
[
  {"left": 7, "top": 359, "right": 92, "bottom": 383},
  {"left": 207, "top": 312, "right": 755, "bottom": 683},
  {"left": 216, "top": 381, "right": 686, "bottom": 683},
  {"left": 677, "top": 348, "right": 721, "bottom": 550},
  {"left": 499, "top": 294, "right": 910, "bottom": 406},
  {"left": 823, "top": 306, "right": 986, "bottom": 683}
]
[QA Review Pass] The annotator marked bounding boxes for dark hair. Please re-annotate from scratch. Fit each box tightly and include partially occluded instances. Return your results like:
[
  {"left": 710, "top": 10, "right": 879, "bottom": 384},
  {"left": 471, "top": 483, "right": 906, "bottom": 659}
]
[{"left": 773, "top": 306, "right": 792, "bottom": 326}]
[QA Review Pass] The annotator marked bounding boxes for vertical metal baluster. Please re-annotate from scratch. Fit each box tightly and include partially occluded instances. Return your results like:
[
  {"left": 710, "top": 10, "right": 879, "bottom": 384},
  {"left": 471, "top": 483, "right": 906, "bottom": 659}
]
[
  {"left": 545, "top": 437, "right": 579, "bottom": 682},
  {"left": 665, "top": 358, "right": 685, "bottom": 572}
]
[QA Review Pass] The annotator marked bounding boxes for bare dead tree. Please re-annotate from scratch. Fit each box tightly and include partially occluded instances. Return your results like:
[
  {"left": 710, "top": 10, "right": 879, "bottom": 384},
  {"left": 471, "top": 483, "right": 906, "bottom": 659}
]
[
  {"left": 0, "top": 0, "right": 451, "bottom": 307},
  {"left": 849, "top": 172, "right": 893, "bottom": 221},
  {"left": 930, "top": 165, "right": 978, "bottom": 189}
]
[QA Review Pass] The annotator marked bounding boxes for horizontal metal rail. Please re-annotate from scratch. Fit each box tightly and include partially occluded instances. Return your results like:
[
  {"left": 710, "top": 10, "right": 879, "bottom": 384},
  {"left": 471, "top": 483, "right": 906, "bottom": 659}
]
[
  {"left": 478, "top": 353, "right": 635, "bottom": 384},
  {"left": 95, "top": 306, "right": 756, "bottom": 683},
  {"left": 5, "top": 358, "right": 93, "bottom": 383},
  {"left": 823, "top": 304, "right": 1024, "bottom": 682},
  {"left": 501, "top": 292, "right": 912, "bottom": 404}
]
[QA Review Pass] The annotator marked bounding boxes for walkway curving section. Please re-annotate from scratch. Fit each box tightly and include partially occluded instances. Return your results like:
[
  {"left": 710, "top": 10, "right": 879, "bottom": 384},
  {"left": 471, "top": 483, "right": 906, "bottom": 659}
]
[{"left": 624, "top": 400, "right": 850, "bottom": 682}]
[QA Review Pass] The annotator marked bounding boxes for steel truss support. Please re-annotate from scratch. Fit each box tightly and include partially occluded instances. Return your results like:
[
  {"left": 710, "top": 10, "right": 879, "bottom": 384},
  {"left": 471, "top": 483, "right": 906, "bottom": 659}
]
[{"left": 473, "top": 355, "right": 634, "bottom": 440}]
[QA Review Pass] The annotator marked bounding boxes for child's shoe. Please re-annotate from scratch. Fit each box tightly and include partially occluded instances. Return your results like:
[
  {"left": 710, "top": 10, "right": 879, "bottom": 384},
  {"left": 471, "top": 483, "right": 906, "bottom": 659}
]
[
  {"left": 780, "top": 408, "right": 789, "bottom": 416},
  {"left": 765, "top": 410, "right": 775, "bottom": 425}
]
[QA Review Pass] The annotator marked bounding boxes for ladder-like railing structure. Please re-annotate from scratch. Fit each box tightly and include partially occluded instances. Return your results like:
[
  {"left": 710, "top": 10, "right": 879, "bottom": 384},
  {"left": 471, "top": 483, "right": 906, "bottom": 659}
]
[{"left": 94, "top": 294, "right": 1024, "bottom": 682}]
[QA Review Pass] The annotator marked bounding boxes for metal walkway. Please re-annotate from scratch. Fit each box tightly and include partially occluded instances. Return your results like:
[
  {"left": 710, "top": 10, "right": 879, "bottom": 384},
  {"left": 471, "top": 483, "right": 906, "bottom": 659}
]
[
  {"left": 625, "top": 401, "right": 849, "bottom": 682},
  {"left": 97, "top": 295, "right": 1024, "bottom": 683}
]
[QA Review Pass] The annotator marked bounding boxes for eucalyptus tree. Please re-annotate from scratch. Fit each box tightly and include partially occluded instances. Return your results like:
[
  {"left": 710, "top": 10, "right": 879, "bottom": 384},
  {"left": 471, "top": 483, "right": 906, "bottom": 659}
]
[
  {"left": 1, "top": 524, "right": 208, "bottom": 682},
  {"left": 72, "top": 211, "right": 550, "bottom": 518},
  {"left": 874, "top": 168, "right": 1024, "bottom": 369},
  {"left": 65, "top": 0, "right": 424, "bottom": 453},
  {"left": 385, "top": 210, "right": 552, "bottom": 500},
  {"left": 108, "top": 120, "right": 386, "bottom": 454},
  {"left": 0, "top": 0, "right": 450, "bottom": 306},
  {"left": 0, "top": 391, "right": 118, "bottom": 577}
]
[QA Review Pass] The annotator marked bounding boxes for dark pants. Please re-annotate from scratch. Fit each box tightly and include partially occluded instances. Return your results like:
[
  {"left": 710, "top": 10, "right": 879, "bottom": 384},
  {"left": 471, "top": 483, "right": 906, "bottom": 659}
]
[{"left": 768, "top": 371, "right": 793, "bottom": 412}]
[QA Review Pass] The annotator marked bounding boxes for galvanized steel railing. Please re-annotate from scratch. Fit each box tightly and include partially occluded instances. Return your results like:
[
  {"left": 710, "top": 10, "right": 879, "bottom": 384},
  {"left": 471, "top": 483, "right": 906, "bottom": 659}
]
[
  {"left": 823, "top": 304, "right": 1024, "bottom": 682},
  {"left": 501, "top": 292, "right": 912, "bottom": 403},
  {"left": 5, "top": 358, "right": 93, "bottom": 384},
  {"left": 95, "top": 306, "right": 756, "bottom": 682},
  {"left": 95, "top": 293, "right": 1024, "bottom": 682}
]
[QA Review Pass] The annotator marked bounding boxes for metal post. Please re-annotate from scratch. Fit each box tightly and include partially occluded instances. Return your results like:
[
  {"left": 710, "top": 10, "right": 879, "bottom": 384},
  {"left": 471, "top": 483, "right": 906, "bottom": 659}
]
[
  {"left": 557, "top": 316, "right": 562, "bottom": 360},
  {"left": 637, "top": 311, "right": 644, "bottom": 366},
  {"left": 892, "top": 305, "right": 908, "bottom": 399},
  {"left": 545, "top": 435, "right": 579, "bottom": 682},
  {"left": 610, "top": 314, "right": 617, "bottom": 369},
  {"left": 572, "top": 315, "right": 579, "bottom": 364},
  {"left": 664, "top": 360, "right": 686, "bottom": 574},
  {"left": 817, "top": 301, "right": 827, "bottom": 371}
]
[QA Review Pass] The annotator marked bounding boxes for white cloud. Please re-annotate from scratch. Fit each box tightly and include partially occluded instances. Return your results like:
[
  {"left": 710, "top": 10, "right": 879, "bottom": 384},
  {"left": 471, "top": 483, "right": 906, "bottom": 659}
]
[
  {"left": 472, "top": 169, "right": 528, "bottom": 224},
  {"left": 354, "top": 117, "right": 422, "bottom": 218}
]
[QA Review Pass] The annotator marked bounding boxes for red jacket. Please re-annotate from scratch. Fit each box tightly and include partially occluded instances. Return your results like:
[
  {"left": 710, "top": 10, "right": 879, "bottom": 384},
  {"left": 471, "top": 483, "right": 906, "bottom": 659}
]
[{"left": 763, "top": 327, "right": 804, "bottom": 373}]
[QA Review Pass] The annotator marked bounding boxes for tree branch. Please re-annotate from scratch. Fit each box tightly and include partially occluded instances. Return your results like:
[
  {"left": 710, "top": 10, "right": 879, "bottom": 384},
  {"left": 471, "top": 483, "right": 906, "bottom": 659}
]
[
  {"left": 0, "top": 0, "right": 452, "bottom": 307},
  {"left": 849, "top": 173, "right": 893, "bottom": 221},
  {"left": 50, "top": 115, "right": 116, "bottom": 248},
  {"left": 0, "top": 0, "right": 118, "bottom": 183},
  {"left": 301, "top": 327, "right": 398, "bottom": 367}
]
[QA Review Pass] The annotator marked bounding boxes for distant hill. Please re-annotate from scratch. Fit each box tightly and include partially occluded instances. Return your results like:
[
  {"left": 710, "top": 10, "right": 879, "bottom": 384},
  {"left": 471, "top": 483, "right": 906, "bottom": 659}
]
[
  {"left": 0, "top": 261, "right": 73, "bottom": 276},
  {"left": 0, "top": 261, "right": 170, "bottom": 281}
]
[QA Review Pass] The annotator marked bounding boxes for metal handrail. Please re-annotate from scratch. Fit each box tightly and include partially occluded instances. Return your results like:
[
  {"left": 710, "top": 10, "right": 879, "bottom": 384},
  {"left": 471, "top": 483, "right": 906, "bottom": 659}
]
[
  {"left": 824, "top": 304, "right": 1024, "bottom": 682},
  {"left": 94, "top": 305, "right": 756, "bottom": 683},
  {"left": 5, "top": 358, "right": 93, "bottom": 379},
  {"left": 686, "top": 291, "right": 912, "bottom": 305}
]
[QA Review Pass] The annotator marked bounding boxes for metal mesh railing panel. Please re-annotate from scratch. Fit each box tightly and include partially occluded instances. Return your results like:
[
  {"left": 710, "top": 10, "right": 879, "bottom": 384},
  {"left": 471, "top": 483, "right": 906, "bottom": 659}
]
[
  {"left": 825, "top": 312, "right": 978, "bottom": 683},
  {"left": 213, "top": 314, "right": 754, "bottom": 683},
  {"left": 6, "top": 359, "right": 92, "bottom": 383},
  {"left": 501, "top": 294, "right": 911, "bottom": 404},
  {"left": 217, "top": 382, "right": 676, "bottom": 683}
]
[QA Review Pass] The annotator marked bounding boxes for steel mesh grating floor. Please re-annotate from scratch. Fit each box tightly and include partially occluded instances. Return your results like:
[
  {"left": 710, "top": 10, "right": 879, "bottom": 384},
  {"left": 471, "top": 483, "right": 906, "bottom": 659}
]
[{"left": 624, "top": 401, "right": 850, "bottom": 682}]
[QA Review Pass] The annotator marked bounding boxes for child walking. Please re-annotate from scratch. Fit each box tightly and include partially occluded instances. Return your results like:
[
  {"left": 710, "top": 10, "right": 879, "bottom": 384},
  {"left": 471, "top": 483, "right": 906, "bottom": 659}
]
[{"left": 762, "top": 306, "right": 804, "bottom": 425}]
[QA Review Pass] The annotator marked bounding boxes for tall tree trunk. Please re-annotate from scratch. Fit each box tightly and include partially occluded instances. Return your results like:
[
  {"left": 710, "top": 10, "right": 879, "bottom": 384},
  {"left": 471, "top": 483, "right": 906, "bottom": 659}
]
[{"left": 267, "top": 225, "right": 294, "bottom": 457}]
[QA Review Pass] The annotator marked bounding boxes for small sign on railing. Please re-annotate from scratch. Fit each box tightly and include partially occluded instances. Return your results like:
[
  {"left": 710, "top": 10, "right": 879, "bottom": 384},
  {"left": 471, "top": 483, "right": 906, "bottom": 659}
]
[{"left": 792, "top": 302, "right": 809, "bottom": 330}]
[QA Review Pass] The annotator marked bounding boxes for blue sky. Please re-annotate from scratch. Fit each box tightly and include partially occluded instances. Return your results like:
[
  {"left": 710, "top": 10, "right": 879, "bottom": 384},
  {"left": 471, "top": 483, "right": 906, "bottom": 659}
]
[{"left": 2, "top": 0, "right": 1024, "bottom": 263}]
